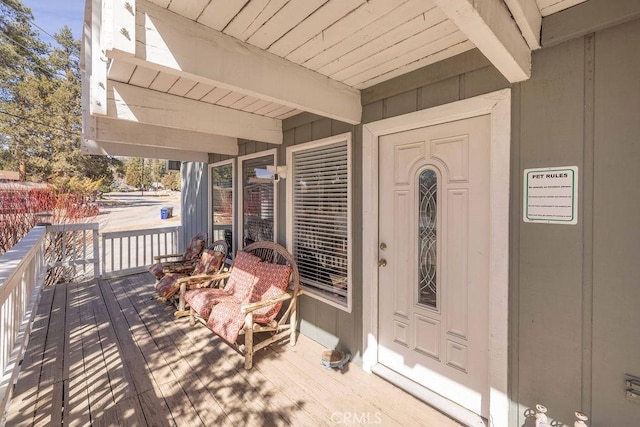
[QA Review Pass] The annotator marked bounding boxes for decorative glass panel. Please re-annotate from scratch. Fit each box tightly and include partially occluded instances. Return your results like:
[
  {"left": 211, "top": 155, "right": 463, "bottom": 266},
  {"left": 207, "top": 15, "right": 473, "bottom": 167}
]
[
  {"left": 210, "top": 163, "right": 233, "bottom": 253},
  {"left": 418, "top": 169, "right": 437, "bottom": 308},
  {"left": 242, "top": 155, "right": 275, "bottom": 246}
]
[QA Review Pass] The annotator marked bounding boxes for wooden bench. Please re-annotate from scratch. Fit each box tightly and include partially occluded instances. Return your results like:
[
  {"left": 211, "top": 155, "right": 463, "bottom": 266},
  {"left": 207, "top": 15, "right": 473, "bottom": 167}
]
[{"left": 183, "top": 241, "right": 300, "bottom": 369}]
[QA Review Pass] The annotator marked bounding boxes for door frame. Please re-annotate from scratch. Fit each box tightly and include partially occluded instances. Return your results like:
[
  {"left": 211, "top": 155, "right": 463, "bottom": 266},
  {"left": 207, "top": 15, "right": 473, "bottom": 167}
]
[{"left": 361, "top": 89, "right": 510, "bottom": 427}]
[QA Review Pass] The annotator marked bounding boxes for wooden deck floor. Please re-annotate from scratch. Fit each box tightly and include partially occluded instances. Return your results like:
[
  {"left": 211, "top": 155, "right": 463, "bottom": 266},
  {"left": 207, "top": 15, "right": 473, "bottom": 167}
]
[{"left": 6, "top": 273, "right": 462, "bottom": 426}]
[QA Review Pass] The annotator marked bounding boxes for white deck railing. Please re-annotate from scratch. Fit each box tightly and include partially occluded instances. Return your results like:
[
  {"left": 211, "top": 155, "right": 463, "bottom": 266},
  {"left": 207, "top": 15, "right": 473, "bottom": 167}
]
[
  {"left": 101, "top": 226, "right": 182, "bottom": 278},
  {"left": 0, "top": 226, "right": 47, "bottom": 418},
  {"left": 0, "top": 223, "right": 184, "bottom": 416},
  {"left": 47, "top": 223, "right": 100, "bottom": 280}
]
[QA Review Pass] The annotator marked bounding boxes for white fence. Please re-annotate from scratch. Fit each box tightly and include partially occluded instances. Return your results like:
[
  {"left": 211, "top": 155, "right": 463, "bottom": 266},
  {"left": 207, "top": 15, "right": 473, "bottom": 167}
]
[
  {"left": 0, "top": 226, "right": 47, "bottom": 418},
  {"left": 47, "top": 223, "right": 100, "bottom": 281},
  {"left": 101, "top": 226, "right": 182, "bottom": 278}
]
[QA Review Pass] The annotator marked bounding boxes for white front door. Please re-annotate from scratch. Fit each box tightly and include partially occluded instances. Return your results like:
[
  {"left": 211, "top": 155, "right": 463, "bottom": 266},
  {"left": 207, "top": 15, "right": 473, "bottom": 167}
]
[{"left": 377, "top": 115, "right": 491, "bottom": 419}]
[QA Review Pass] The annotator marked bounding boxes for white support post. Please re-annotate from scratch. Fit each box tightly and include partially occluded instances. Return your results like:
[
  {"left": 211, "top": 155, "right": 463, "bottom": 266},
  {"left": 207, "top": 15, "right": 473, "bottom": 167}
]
[
  {"left": 90, "top": 0, "right": 107, "bottom": 116},
  {"left": 111, "top": 0, "right": 136, "bottom": 56}
]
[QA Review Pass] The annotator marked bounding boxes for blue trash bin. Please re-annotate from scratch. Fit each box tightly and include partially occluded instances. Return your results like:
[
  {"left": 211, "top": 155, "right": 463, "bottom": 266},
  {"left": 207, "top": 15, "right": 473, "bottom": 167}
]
[{"left": 160, "top": 207, "right": 173, "bottom": 219}]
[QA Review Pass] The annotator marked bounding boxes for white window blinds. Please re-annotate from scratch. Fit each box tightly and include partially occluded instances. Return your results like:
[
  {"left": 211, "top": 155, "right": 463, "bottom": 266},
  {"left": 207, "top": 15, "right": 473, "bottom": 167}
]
[{"left": 290, "top": 137, "right": 351, "bottom": 308}]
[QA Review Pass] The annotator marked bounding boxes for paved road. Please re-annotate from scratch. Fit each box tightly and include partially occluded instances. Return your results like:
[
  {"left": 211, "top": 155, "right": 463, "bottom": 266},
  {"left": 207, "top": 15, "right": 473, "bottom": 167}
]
[{"left": 98, "top": 191, "right": 181, "bottom": 233}]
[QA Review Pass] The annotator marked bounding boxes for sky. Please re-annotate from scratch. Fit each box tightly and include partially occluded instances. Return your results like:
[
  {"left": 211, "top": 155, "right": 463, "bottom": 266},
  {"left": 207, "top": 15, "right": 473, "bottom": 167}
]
[{"left": 23, "top": 0, "right": 85, "bottom": 43}]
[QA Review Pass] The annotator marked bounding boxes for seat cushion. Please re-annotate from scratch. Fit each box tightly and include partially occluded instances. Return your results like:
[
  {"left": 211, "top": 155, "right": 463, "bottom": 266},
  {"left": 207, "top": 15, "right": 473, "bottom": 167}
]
[
  {"left": 184, "top": 288, "right": 238, "bottom": 320},
  {"left": 249, "top": 262, "right": 292, "bottom": 321},
  {"left": 224, "top": 251, "right": 263, "bottom": 303},
  {"left": 206, "top": 301, "right": 245, "bottom": 344},
  {"left": 155, "top": 273, "right": 187, "bottom": 298}
]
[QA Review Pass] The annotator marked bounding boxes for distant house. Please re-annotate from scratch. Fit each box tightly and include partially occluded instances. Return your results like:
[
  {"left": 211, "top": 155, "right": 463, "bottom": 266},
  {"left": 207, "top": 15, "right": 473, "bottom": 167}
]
[
  {"left": 81, "top": 1, "right": 640, "bottom": 425},
  {"left": 0, "top": 171, "right": 20, "bottom": 182}
]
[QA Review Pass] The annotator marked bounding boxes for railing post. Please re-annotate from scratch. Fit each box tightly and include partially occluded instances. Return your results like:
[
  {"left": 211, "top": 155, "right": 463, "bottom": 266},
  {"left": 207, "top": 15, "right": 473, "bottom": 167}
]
[
  {"left": 101, "top": 232, "right": 106, "bottom": 278},
  {"left": 93, "top": 226, "right": 100, "bottom": 279}
]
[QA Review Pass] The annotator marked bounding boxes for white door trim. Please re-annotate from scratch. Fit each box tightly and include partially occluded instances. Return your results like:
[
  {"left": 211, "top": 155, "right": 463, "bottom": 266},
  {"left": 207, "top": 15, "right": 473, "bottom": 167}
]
[{"left": 362, "top": 89, "right": 510, "bottom": 427}]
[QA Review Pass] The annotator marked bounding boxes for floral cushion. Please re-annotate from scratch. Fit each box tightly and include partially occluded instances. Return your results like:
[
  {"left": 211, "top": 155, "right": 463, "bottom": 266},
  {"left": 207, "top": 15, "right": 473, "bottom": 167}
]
[
  {"left": 192, "top": 249, "right": 225, "bottom": 275},
  {"left": 149, "top": 262, "right": 164, "bottom": 279},
  {"left": 155, "top": 273, "right": 186, "bottom": 298},
  {"left": 249, "top": 262, "right": 291, "bottom": 320},
  {"left": 224, "top": 251, "right": 263, "bottom": 303},
  {"left": 183, "top": 288, "right": 238, "bottom": 320},
  {"left": 206, "top": 301, "right": 245, "bottom": 344},
  {"left": 203, "top": 262, "right": 292, "bottom": 343},
  {"left": 183, "top": 232, "right": 207, "bottom": 261}
]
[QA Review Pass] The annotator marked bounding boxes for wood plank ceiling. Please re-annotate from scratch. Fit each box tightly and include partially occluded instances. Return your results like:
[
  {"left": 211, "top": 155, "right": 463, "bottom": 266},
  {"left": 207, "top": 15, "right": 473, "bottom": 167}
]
[
  {"left": 107, "top": 0, "right": 588, "bottom": 122},
  {"left": 107, "top": 0, "right": 472, "bottom": 121},
  {"left": 90, "top": 0, "right": 589, "bottom": 158}
]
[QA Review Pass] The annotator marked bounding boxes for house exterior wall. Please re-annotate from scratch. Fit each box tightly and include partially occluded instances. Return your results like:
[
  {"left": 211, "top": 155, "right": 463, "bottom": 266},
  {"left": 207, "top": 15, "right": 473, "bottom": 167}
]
[
  {"left": 180, "top": 162, "right": 209, "bottom": 248},
  {"left": 181, "top": 13, "right": 640, "bottom": 426}
]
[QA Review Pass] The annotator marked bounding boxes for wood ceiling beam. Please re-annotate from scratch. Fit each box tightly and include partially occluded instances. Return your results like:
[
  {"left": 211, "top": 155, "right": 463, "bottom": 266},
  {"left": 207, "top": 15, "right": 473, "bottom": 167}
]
[
  {"left": 503, "top": 0, "right": 542, "bottom": 49},
  {"left": 81, "top": 139, "right": 209, "bottom": 162},
  {"left": 105, "top": 0, "right": 362, "bottom": 124},
  {"left": 435, "top": 0, "right": 532, "bottom": 82},
  {"left": 95, "top": 117, "right": 238, "bottom": 156},
  {"left": 106, "top": 81, "right": 282, "bottom": 145},
  {"left": 542, "top": 0, "right": 640, "bottom": 47}
]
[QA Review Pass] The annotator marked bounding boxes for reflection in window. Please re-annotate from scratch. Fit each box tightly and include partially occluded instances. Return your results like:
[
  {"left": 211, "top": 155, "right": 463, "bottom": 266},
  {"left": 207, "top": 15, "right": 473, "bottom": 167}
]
[
  {"left": 290, "top": 139, "right": 350, "bottom": 307},
  {"left": 418, "top": 169, "right": 437, "bottom": 308},
  {"left": 210, "top": 162, "right": 233, "bottom": 254},
  {"left": 242, "top": 155, "right": 275, "bottom": 246}
]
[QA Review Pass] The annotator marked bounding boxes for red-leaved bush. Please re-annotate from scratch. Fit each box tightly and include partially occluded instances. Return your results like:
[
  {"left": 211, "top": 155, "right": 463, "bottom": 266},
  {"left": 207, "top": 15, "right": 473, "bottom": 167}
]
[{"left": 0, "top": 185, "right": 99, "bottom": 256}]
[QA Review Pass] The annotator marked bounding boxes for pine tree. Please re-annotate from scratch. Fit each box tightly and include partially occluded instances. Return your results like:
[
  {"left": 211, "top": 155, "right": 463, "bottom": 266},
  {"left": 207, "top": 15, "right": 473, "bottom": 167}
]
[
  {"left": 0, "top": 0, "right": 50, "bottom": 91},
  {"left": 0, "top": 2, "right": 121, "bottom": 186}
]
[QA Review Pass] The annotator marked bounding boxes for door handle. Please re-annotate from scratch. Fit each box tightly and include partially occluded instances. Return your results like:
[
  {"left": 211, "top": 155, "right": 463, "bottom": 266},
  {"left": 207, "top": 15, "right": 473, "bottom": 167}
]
[{"left": 378, "top": 259, "right": 387, "bottom": 267}]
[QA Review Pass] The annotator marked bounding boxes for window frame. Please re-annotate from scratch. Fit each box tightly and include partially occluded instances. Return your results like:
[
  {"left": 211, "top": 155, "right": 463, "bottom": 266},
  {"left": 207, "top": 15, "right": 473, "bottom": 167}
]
[
  {"left": 286, "top": 133, "right": 353, "bottom": 312},
  {"left": 237, "top": 149, "right": 278, "bottom": 248},
  {"left": 208, "top": 159, "right": 235, "bottom": 256}
]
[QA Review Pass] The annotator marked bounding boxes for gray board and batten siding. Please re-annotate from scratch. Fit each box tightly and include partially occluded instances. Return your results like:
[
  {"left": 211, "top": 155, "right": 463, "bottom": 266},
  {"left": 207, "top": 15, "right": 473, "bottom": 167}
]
[{"left": 180, "top": 3, "right": 640, "bottom": 425}]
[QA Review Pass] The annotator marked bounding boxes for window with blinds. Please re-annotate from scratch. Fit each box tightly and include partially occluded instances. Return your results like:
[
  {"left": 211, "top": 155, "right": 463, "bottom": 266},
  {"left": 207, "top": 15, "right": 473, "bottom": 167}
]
[{"left": 287, "top": 134, "right": 351, "bottom": 311}]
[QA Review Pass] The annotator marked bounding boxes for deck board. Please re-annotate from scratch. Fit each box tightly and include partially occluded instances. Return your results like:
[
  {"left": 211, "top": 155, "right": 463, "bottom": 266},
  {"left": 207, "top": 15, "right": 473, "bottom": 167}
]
[{"left": 6, "top": 273, "right": 462, "bottom": 426}]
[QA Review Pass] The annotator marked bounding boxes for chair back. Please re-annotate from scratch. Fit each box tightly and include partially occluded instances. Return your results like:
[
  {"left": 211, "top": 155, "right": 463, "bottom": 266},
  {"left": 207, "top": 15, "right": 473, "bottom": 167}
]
[
  {"left": 183, "top": 232, "right": 207, "bottom": 261},
  {"left": 192, "top": 239, "right": 228, "bottom": 275}
]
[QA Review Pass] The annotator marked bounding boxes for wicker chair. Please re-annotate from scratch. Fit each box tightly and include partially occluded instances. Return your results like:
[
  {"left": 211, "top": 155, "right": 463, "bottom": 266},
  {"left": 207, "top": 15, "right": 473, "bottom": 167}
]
[
  {"left": 155, "top": 239, "right": 228, "bottom": 312},
  {"left": 183, "top": 241, "right": 300, "bottom": 369},
  {"left": 148, "top": 232, "right": 207, "bottom": 279},
  {"left": 165, "top": 239, "right": 228, "bottom": 277}
]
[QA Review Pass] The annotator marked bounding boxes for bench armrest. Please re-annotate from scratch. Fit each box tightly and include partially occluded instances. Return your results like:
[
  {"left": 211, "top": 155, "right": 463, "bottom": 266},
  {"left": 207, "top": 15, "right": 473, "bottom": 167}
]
[
  {"left": 241, "top": 293, "right": 292, "bottom": 314},
  {"left": 153, "top": 253, "right": 184, "bottom": 261},
  {"left": 176, "top": 271, "right": 231, "bottom": 285}
]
